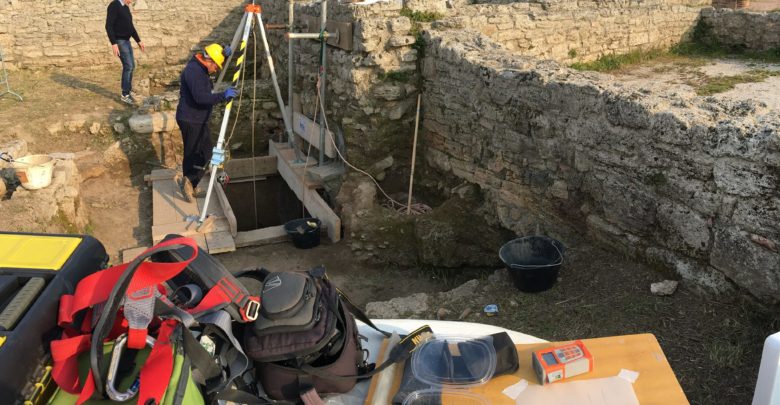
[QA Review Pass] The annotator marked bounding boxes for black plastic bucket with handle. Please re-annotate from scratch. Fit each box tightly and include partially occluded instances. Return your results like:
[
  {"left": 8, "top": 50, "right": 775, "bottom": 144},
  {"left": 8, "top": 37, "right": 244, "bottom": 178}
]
[
  {"left": 499, "top": 236, "right": 565, "bottom": 293},
  {"left": 284, "top": 218, "right": 322, "bottom": 249}
]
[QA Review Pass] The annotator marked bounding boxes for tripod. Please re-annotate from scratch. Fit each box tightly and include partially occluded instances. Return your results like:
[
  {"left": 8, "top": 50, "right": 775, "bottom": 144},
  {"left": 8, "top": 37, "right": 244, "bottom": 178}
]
[
  {"left": 197, "top": 2, "right": 292, "bottom": 224},
  {"left": 0, "top": 46, "right": 22, "bottom": 102}
]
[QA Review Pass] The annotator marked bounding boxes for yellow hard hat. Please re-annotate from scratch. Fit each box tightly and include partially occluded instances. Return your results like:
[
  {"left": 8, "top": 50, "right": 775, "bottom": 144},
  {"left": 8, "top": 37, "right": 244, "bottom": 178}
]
[{"left": 204, "top": 43, "right": 225, "bottom": 69}]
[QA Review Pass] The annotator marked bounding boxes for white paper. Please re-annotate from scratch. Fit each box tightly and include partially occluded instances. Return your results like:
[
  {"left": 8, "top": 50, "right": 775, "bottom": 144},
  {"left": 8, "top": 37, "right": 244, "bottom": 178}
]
[
  {"left": 618, "top": 369, "right": 640, "bottom": 384},
  {"left": 502, "top": 379, "right": 529, "bottom": 400},
  {"left": 514, "top": 376, "right": 640, "bottom": 405}
]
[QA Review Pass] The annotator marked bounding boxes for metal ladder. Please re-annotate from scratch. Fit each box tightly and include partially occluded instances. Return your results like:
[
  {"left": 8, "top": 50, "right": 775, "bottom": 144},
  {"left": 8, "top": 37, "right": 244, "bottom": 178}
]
[{"left": 0, "top": 45, "right": 22, "bottom": 102}]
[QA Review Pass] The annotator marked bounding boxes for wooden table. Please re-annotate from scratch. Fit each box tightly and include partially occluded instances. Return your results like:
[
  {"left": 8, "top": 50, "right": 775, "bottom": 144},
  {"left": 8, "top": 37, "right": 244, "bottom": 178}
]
[{"left": 463, "top": 333, "right": 689, "bottom": 405}]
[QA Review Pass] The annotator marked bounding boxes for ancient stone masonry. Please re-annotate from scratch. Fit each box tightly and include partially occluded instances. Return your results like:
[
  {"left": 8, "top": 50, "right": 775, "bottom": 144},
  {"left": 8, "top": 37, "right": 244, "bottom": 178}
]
[
  {"left": 0, "top": 0, "right": 243, "bottom": 69},
  {"left": 442, "top": 0, "right": 709, "bottom": 63},
  {"left": 257, "top": 0, "right": 435, "bottom": 165},
  {"left": 700, "top": 8, "right": 780, "bottom": 52},
  {"left": 420, "top": 29, "right": 780, "bottom": 303}
]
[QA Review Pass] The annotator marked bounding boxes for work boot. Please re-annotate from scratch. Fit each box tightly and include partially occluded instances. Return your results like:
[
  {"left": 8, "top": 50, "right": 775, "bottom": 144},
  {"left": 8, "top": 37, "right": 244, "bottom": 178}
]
[
  {"left": 193, "top": 183, "right": 207, "bottom": 198},
  {"left": 180, "top": 176, "right": 194, "bottom": 203}
]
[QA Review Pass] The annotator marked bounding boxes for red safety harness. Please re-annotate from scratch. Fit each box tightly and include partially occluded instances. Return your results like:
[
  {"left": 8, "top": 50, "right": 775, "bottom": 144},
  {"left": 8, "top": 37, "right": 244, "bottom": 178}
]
[{"left": 51, "top": 237, "right": 259, "bottom": 405}]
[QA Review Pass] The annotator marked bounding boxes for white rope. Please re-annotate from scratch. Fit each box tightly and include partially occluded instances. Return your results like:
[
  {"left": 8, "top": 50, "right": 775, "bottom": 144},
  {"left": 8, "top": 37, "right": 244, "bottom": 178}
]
[{"left": 313, "top": 88, "right": 417, "bottom": 212}]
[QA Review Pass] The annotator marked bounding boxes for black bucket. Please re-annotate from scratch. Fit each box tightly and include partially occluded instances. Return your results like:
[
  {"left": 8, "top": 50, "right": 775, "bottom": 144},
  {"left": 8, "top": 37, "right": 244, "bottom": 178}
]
[
  {"left": 284, "top": 218, "right": 322, "bottom": 249},
  {"left": 499, "top": 236, "right": 565, "bottom": 293}
]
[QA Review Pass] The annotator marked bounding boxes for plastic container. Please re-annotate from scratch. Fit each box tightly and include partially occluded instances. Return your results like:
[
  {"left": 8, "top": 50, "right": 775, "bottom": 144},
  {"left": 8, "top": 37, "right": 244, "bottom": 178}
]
[
  {"left": 403, "top": 334, "right": 497, "bottom": 405},
  {"left": 283, "top": 217, "right": 321, "bottom": 249},
  {"left": 11, "top": 155, "right": 55, "bottom": 190},
  {"left": 499, "top": 236, "right": 565, "bottom": 293}
]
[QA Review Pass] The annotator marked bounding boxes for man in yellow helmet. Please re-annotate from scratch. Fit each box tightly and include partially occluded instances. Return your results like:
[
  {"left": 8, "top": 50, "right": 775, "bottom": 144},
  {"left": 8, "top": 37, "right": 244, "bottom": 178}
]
[{"left": 175, "top": 43, "right": 238, "bottom": 202}]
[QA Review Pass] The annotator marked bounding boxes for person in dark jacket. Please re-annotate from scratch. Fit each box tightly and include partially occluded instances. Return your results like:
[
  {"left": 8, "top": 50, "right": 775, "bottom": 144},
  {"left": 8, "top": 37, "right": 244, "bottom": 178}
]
[
  {"left": 176, "top": 43, "right": 237, "bottom": 202},
  {"left": 105, "top": 0, "right": 145, "bottom": 105}
]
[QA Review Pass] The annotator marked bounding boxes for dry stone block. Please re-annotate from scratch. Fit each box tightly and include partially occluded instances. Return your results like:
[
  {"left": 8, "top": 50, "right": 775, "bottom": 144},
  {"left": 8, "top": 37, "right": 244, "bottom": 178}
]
[
  {"left": 711, "top": 226, "right": 780, "bottom": 303},
  {"left": 128, "top": 112, "right": 178, "bottom": 134}
]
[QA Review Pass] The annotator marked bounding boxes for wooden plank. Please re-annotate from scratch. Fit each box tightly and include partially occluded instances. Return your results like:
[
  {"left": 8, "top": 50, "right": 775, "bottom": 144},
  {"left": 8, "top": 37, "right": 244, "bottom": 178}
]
[
  {"left": 303, "top": 15, "right": 353, "bottom": 51},
  {"left": 235, "top": 225, "right": 289, "bottom": 248},
  {"left": 191, "top": 234, "right": 208, "bottom": 251},
  {"left": 293, "top": 111, "right": 337, "bottom": 159},
  {"left": 205, "top": 231, "right": 236, "bottom": 254},
  {"left": 224, "top": 156, "right": 278, "bottom": 179},
  {"left": 270, "top": 141, "right": 341, "bottom": 242},
  {"left": 466, "top": 334, "right": 688, "bottom": 405},
  {"left": 214, "top": 183, "right": 238, "bottom": 238},
  {"left": 152, "top": 217, "right": 231, "bottom": 243},
  {"left": 152, "top": 176, "right": 190, "bottom": 225},
  {"left": 271, "top": 143, "right": 322, "bottom": 189},
  {"left": 144, "top": 169, "right": 177, "bottom": 183},
  {"left": 121, "top": 246, "right": 148, "bottom": 262}
]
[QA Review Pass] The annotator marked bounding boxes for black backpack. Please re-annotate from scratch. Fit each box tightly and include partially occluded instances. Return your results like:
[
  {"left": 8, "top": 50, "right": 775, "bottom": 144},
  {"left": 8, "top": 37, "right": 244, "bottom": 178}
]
[{"left": 239, "top": 267, "right": 431, "bottom": 402}]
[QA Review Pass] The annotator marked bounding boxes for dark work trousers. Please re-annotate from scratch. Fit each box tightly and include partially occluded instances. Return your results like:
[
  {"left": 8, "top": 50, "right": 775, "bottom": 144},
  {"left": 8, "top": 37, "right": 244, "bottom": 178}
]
[{"left": 178, "top": 120, "right": 213, "bottom": 188}]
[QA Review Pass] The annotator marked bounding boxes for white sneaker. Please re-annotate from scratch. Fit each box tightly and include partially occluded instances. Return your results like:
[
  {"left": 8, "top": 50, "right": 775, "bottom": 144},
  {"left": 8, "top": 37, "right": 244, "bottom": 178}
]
[{"left": 120, "top": 94, "right": 136, "bottom": 105}]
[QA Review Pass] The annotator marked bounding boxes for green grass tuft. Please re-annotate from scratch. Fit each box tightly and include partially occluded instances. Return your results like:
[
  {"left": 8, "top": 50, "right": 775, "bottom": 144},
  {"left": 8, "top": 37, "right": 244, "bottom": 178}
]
[
  {"left": 693, "top": 69, "right": 779, "bottom": 96},
  {"left": 379, "top": 70, "right": 414, "bottom": 82},
  {"left": 399, "top": 8, "right": 443, "bottom": 23},
  {"left": 570, "top": 48, "right": 668, "bottom": 72}
]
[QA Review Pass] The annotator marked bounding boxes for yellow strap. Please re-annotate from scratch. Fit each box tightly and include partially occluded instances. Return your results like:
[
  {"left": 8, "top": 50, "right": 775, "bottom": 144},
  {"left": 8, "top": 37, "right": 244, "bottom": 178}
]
[
  {"left": 0, "top": 336, "right": 6, "bottom": 348},
  {"left": 240, "top": 40, "right": 247, "bottom": 51},
  {"left": 226, "top": 100, "right": 233, "bottom": 110},
  {"left": 236, "top": 54, "right": 245, "bottom": 66},
  {"left": 232, "top": 71, "right": 241, "bottom": 83}
]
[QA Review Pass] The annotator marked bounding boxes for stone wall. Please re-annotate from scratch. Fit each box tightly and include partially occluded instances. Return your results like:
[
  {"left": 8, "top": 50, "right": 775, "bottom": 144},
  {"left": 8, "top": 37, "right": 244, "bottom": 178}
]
[
  {"left": 420, "top": 29, "right": 780, "bottom": 302},
  {"left": 442, "top": 0, "right": 708, "bottom": 63},
  {"left": 250, "top": 0, "right": 435, "bottom": 165},
  {"left": 700, "top": 8, "right": 780, "bottom": 51},
  {"left": 0, "top": 0, "right": 243, "bottom": 69}
]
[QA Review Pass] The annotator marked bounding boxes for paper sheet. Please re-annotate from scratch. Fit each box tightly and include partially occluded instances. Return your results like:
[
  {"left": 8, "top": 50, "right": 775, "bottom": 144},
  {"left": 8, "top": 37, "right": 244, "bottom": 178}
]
[{"left": 513, "top": 376, "right": 640, "bottom": 405}]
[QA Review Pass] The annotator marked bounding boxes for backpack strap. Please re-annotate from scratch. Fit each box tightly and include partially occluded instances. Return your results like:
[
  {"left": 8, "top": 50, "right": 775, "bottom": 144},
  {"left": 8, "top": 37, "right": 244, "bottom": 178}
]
[
  {"left": 336, "top": 287, "right": 391, "bottom": 338},
  {"left": 297, "top": 325, "right": 433, "bottom": 382}
]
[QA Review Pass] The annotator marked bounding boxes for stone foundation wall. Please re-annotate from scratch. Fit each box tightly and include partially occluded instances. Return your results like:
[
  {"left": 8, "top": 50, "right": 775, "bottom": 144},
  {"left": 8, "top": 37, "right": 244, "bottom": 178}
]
[
  {"left": 442, "top": 0, "right": 708, "bottom": 63},
  {"left": 700, "top": 8, "right": 780, "bottom": 51},
  {"left": 250, "top": 0, "right": 435, "bottom": 165},
  {"left": 0, "top": 0, "right": 243, "bottom": 69},
  {"left": 420, "top": 29, "right": 780, "bottom": 302}
]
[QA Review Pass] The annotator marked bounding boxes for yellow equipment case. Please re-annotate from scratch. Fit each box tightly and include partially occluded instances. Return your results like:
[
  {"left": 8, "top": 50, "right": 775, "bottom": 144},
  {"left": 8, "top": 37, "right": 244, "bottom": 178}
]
[{"left": 0, "top": 232, "right": 108, "bottom": 404}]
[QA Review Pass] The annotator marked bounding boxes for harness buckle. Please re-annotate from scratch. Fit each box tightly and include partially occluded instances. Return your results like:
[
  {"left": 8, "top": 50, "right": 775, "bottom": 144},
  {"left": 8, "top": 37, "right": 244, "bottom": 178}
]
[
  {"left": 241, "top": 298, "right": 260, "bottom": 322},
  {"left": 106, "top": 334, "right": 157, "bottom": 402}
]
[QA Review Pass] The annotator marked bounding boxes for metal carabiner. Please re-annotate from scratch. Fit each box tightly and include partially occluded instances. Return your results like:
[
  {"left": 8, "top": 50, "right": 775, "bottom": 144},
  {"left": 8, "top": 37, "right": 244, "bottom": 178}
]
[{"left": 105, "top": 334, "right": 157, "bottom": 402}]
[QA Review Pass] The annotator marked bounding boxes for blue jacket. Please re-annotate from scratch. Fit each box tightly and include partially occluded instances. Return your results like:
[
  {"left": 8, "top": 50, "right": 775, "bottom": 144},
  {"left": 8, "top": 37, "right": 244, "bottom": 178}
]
[{"left": 176, "top": 57, "right": 226, "bottom": 123}]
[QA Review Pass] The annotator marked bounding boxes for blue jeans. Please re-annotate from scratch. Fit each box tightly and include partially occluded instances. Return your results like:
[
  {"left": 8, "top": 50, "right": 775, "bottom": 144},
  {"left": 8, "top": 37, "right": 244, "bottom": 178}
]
[{"left": 117, "top": 39, "right": 134, "bottom": 96}]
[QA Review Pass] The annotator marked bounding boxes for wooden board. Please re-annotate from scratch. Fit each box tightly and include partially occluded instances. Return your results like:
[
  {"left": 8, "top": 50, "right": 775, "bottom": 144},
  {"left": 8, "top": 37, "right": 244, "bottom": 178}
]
[
  {"left": 234, "top": 225, "right": 289, "bottom": 248},
  {"left": 214, "top": 184, "right": 238, "bottom": 238},
  {"left": 205, "top": 231, "right": 236, "bottom": 254},
  {"left": 293, "top": 111, "right": 337, "bottom": 159},
  {"left": 152, "top": 172, "right": 195, "bottom": 226},
  {"left": 121, "top": 246, "right": 148, "bottom": 262},
  {"left": 149, "top": 169, "right": 236, "bottom": 254},
  {"left": 303, "top": 16, "right": 353, "bottom": 51},
  {"left": 224, "top": 156, "right": 278, "bottom": 179},
  {"left": 270, "top": 141, "right": 341, "bottom": 243},
  {"left": 464, "top": 334, "right": 689, "bottom": 405},
  {"left": 151, "top": 217, "right": 231, "bottom": 243},
  {"left": 144, "top": 169, "right": 177, "bottom": 183}
]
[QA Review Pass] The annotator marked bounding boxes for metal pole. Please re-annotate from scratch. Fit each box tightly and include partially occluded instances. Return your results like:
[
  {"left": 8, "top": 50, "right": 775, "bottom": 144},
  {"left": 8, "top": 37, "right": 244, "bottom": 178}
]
[
  {"left": 288, "top": 0, "right": 295, "bottom": 148},
  {"left": 318, "top": 0, "right": 327, "bottom": 166},
  {"left": 216, "top": 12, "right": 248, "bottom": 88},
  {"left": 256, "top": 12, "right": 294, "bottom": 146},
  {"left": 199, "top": 10, "right": 254, "bottom": 224}
]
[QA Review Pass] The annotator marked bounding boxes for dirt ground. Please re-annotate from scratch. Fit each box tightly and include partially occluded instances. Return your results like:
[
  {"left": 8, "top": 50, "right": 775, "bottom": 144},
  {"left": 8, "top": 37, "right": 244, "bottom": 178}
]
[{"left": 1, "top": 66, "right": 779, "bottom": 405}]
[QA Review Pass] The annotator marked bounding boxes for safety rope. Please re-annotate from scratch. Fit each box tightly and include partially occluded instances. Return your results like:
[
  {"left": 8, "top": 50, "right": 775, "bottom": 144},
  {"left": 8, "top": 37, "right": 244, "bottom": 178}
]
[{"left": 312, "top": 79, "right": 410, "bottom": 211}]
